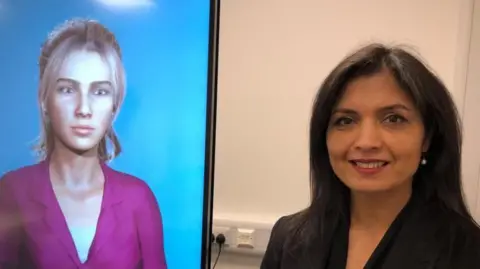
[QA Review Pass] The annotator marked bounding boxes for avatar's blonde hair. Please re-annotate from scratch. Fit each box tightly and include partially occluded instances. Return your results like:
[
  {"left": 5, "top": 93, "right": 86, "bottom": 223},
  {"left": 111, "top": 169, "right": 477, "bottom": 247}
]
[{"left": 36, "top": 18, "right": 126, "bottom": 161}]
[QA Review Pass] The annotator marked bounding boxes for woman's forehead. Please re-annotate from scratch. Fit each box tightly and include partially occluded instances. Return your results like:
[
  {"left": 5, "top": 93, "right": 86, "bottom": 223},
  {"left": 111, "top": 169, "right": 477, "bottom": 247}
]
[{"left": 335, "top": 72, "right": 415, "bottom": 111}]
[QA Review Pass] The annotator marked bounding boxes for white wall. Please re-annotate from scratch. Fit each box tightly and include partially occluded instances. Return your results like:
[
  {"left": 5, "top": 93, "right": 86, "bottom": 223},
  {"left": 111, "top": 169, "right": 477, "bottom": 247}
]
[
  {"left": 212, "top": 0, "right": 477, "bottom": 268},
  {"left": 462, "top": 0, "right": 480, "bottom": 220}
]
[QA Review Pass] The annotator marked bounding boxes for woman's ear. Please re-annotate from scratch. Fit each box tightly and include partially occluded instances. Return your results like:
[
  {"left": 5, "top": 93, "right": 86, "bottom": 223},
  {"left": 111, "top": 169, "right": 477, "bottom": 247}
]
[{"left": 422, "top": 137, "right": 430, "bottom": 152}]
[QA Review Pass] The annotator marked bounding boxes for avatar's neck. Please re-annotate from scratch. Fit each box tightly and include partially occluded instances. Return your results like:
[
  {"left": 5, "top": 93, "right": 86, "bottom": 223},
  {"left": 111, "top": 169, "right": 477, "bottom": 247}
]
[{"left": 49, "top": 149, "right": 102, "bottom": 188}]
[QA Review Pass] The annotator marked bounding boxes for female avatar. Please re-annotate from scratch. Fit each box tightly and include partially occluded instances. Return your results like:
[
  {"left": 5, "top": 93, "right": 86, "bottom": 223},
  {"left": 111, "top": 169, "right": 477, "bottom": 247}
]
[{"left": 0, "top": 19, "right": 168, "bottom": 269}]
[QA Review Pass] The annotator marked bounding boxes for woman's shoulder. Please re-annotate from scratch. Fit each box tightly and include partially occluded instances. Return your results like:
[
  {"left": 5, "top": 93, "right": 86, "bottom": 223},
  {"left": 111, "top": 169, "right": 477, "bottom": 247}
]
[
  {"left": 270, "top": 210, "right": 308, "bottom": 240},
  {"left": 261, "top": 209, "right": 312, "bottom": 268},
  {"left": 449, "top": 214, "right": 480, "bottom": 260},
  {"left": 429, "top": 207, "right": 480, "bottom": 267},
  {"left": 434, "top": 206, "right": 480, "bottom": 239},
  {"left": 441, "top": 219, "right": 480, "bottom": 268}
]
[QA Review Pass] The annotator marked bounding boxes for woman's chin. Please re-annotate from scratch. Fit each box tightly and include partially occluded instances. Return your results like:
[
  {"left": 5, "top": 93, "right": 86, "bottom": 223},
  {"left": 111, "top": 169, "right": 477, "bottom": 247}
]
[{"left": 347, "top": 181, "right": 398, "bottom": 194}]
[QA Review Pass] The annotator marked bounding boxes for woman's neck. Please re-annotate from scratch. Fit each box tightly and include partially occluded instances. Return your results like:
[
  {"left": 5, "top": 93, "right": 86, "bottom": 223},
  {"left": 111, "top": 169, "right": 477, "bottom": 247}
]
[
  {"left": 49, "top": 146, "right": 103, "bottom": 189},
  {"left": 350, "top": 186, "right": 412, "bottom": 231}
]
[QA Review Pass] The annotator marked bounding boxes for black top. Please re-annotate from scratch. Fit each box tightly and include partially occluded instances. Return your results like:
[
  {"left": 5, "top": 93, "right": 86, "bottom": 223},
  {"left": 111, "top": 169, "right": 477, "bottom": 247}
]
[
  {"left": 326, "top": 194, "right": 416, "bottom": 269},
  {"left": 260, "top": 195, "right": 480, "bottom": 269}
]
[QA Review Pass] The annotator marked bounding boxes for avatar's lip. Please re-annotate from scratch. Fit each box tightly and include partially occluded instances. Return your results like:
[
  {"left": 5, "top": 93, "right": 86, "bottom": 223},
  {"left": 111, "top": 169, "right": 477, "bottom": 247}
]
[
  {"left": 72, "top": 125, "right": 94, "bottom": 130},
  {"left": 71, "top": 126, "right": 95, "bottom": 136}
]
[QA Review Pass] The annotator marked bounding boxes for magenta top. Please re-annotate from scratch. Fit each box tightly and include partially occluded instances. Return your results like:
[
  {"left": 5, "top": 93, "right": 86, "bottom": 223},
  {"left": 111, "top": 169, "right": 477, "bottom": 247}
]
[{"left": 0, "top": 160, "right": 168, "bottom": 269}]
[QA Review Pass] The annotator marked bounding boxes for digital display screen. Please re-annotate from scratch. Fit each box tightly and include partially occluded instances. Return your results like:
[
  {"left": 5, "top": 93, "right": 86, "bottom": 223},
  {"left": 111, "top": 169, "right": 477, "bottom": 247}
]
[{"left": 0, "top": 0, "right": 217, "bottom": 268}]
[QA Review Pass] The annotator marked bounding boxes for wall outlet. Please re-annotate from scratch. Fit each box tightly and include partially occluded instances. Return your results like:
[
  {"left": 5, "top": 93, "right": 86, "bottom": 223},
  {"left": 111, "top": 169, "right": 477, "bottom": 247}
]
[
  {"left": 236, "top": 228, "right": 255, "bottom": 248},
  {"left": 212, "top": 226, "right": 232, "bottom": 247},
  {"left": 213, "top": 217, "right": 275, "bottom": 253}
]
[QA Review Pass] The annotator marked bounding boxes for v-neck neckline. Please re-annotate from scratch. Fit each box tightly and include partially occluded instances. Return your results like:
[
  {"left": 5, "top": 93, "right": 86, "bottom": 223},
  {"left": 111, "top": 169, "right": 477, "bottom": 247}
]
[
  {"left": 41, "top": 159, "right": 109, "bottom": 265},
  {"left": 325, "top": 192, "right": 418, "bottom": 269}
]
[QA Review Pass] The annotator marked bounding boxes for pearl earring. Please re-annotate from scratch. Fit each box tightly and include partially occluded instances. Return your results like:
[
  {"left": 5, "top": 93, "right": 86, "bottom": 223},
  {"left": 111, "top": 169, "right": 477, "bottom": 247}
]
[{"left": 421, "top": 157, "right": 427, "bottom": 165}]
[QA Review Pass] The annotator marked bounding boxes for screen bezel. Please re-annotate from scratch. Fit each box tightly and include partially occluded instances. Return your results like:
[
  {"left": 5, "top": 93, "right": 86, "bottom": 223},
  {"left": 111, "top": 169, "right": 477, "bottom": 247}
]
[{"left": 201, "top": 0, "right": 220, "bottom": 268}]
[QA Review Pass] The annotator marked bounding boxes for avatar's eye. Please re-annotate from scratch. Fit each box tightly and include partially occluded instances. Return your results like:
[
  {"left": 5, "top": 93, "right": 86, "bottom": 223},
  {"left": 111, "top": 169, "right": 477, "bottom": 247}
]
[
  {"left": 58, "top": 87, "right": 75, "bottom": 94},
  {"left": 94, "top": 89, "right": 111, "bottom": 95}
]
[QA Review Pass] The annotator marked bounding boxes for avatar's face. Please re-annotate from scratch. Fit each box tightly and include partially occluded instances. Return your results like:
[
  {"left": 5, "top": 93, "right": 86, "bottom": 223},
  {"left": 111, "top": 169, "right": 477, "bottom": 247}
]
[{"left": 46, "top": 50, "right": 115, "bottom": 155}]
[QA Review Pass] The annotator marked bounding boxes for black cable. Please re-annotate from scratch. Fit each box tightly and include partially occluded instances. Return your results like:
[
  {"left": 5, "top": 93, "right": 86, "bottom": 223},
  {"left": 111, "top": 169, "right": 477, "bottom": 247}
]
[
  {"left": 212, "top": 233, "right": 226, "bottom": 269},
  {"left": 212, "top": 244, "right": 222, "bottom": 268}
]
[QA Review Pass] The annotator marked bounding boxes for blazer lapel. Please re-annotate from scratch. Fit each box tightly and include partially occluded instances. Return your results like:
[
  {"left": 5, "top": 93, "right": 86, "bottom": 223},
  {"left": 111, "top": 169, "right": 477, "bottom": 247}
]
[
  {"left": 316, "top": 216, "right": 341, "bottom": 269},
  {"left": 380, "top": 202, "right": 441, "bottom": 269},
  {"left": 87, "top": 163, "right": 124, "bottom": 258},
  {"left": 30, "top": 160, "right": 80, "bottom": 265},
  {"left": 291, "top": 214, "right": 339, "bottom": 269}
]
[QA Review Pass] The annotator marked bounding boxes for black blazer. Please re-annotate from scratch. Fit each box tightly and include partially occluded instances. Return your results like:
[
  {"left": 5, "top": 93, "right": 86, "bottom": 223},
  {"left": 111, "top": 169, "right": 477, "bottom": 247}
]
[{"left": 260, "top": 200, "right": 480, "bottom": 269}]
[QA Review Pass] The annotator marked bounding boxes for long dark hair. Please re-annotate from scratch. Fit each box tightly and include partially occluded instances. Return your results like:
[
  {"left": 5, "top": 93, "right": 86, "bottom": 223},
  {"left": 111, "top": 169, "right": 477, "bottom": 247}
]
[{"left": 294, "top": 43, "right": 476, "bottom": 249}]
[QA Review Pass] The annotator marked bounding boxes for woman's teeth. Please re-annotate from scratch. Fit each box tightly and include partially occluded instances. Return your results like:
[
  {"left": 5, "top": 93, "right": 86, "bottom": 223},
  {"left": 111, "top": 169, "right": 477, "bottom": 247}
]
[{"left": 354, "top": 161, "right": 386, "bottom": 168}]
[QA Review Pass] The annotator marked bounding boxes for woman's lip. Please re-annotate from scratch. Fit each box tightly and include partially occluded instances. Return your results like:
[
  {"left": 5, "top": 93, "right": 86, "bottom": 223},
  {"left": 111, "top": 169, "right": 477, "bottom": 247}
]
[
  {"left": 349, "top": 159, "right": 389, "bottom": 162},
  {"left": 350, "top": 161, "right": 389, "bottom": 175}
]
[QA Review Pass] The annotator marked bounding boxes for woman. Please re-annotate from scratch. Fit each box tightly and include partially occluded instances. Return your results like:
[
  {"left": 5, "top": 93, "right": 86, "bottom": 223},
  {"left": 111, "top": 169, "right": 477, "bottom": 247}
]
[
  {"left": 0, "top": 19, "right": 168, "bottom": 269},
  {"left": 261, "top": 44, "right": 480, "bottom": 269}
]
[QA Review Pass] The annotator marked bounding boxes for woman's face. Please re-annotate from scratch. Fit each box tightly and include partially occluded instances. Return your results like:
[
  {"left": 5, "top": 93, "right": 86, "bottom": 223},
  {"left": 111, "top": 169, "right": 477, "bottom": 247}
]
[
  {"left": 326, "top": 70, "right": 427, "bottom": 194},
  {"left": 45, "top": 50, "right": 115, "bottom": 155}
]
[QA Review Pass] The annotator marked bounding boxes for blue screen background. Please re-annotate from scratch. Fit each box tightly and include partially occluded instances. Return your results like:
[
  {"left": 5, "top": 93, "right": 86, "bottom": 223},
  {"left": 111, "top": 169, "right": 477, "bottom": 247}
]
[{"left": 0, "top": 0, "right": 211, "bottom": 268}]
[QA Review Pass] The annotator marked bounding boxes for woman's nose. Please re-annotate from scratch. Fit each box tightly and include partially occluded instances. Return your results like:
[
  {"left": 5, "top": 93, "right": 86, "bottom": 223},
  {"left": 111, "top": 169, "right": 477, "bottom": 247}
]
[{"left": 353, "top": 121, "right": 382, "bottom": 151}]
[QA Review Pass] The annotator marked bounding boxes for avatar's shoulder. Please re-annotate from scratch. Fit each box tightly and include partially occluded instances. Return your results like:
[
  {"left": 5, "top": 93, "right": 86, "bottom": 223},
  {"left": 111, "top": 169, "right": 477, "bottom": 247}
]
[
  {"left": 0, "top": 162, "right": 44, "bottom": 186},
  {"left": 103, "top": 165, "right": 152, "bottom": 194}
]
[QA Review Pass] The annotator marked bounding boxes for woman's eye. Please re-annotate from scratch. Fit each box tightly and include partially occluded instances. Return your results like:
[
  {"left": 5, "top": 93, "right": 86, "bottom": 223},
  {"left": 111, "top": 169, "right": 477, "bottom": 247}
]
[
  {"left": 384, "top": 114, "right": 407, "bottom": 124},
  {"left": 334, "top": 117, "right": 354, "bottom": 126}
]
